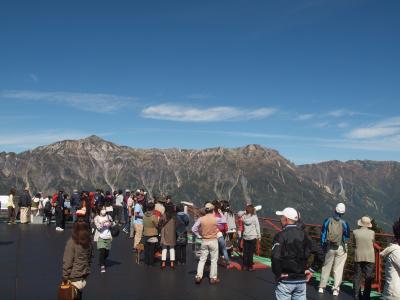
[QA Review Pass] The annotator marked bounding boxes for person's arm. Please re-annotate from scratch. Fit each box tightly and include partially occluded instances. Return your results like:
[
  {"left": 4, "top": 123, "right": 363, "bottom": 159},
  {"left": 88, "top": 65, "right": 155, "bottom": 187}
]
[
  {"left": 182, "top": 214, "right": 189, "bottom": 227},
  {"left": 191, "top": 218, "right": 201, "bottom": 238},
  {"left": 152, "top": 215, "right": 159, "bottom": 228},
  {"left": 320, "top": 218, "right": 329, "bottom": 248},
  {"left": 271, "top": 233, "right": 284, "bottom": 279},
  {"left": 62, "top": 240, "right": 74, "bottom": 281},
  {"left": 255, "top": 216, "right": 261, "bottom": 239},
  {"left": 304, "top": 231, "right": 323, "bottom": 273},
  {"left": 342, "top": 221, "right": 351, "bottom": 243}
]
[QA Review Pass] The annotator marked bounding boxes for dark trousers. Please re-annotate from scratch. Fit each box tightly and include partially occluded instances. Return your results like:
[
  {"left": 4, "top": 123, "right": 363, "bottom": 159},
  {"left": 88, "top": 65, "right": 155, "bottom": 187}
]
[
  {"left": 243, "top": 239, "right": 257, "bottom": 268},
  {"left": 7, "top": 207, "right": 16, "bottom": 223},
  {"left": 353, "top": 262, "right": 375, "bottom": 300},
  {"left": 99, "top": 248, "right": 110, "bottom": 267},
  {"left": 175, "top": 244, "right": 187, "bottom": 264},
  {"left": 113, "top": 206, "right": 123, "bottom": 224},
  {"left": 144, "top": 241, "right": 157, "bottom": 266},
  {"left": 55, "top": 207, "right": 65, "bottom": 228}
]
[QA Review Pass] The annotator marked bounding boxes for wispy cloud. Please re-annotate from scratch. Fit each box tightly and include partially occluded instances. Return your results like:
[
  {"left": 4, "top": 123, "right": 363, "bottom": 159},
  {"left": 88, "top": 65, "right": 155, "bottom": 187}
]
[
  {"left": 0, "top": 90, "right": 135, "bottom": 113},
  {"left": 141, "top": 104, "right": 277, "bottom": 122},
  {"left": 327, "top": 109, "right": 372, "bottom": 118},
  {"left": 347, "top": 116, "right": 400, "bottom": 139},
  {"left": 29, "top": 73, "right": 39, "bottom": 83},
  {"left": 296, "top": 114, "right": 314, "bottom": 121},
  {"left": 337, "top": 122, "right": 349, "bottom": 128}
]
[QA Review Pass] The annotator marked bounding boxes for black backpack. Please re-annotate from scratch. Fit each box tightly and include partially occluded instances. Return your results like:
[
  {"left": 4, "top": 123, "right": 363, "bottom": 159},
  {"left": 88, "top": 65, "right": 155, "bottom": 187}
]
[{"left": 44, "top": 201, "right": 52, "bottom": 212}]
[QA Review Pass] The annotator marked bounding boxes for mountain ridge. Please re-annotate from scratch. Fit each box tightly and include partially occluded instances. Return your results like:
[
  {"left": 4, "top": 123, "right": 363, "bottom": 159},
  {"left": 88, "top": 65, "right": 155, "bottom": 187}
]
[{"left": 1, "top": 135, "right": 399, "bottom": 229}]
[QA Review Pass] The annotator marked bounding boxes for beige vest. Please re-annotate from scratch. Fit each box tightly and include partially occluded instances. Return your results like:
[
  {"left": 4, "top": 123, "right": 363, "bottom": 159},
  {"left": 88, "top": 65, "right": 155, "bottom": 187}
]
[{"left": 353, "top": 227, "right": 375, "bottom": 263}]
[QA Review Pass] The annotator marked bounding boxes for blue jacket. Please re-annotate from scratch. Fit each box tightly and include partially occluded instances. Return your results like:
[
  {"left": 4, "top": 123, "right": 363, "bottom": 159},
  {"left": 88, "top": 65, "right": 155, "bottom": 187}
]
[{"left": 320, "top": 213, "right": 350, "bottom": 248}]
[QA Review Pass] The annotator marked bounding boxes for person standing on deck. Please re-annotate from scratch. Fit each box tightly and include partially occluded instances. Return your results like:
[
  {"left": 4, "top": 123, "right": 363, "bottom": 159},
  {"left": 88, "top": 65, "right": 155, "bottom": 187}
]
[
  {"left": 7, "top": 187, "right": 17, "bottom": 224},
  {"left": 18, "top": 187, "right": 32, "bottom": 224},
  {"left": 318, "top": 203, "right": 350, "bottom": 297},
  {"left": 352, "top": 216, "right": 375, "bottom": 300},
  {"left": 192, "top": 202, "right": 220, "bottom": 284},
  {"left": 272, "top": 207, "right": 320, "bottom": 300}
]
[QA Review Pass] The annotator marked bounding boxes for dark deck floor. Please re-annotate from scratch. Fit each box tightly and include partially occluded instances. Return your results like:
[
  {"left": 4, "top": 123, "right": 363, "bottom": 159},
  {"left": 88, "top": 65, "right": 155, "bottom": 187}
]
[{"left": 0, "top": 224, "right": 355, "bottom": 300}]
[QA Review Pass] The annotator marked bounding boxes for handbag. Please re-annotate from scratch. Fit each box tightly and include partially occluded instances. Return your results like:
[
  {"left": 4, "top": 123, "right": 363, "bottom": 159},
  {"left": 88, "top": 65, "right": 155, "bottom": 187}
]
[{"left": 57, "top": 281, "right": 78, "bottom": 300}]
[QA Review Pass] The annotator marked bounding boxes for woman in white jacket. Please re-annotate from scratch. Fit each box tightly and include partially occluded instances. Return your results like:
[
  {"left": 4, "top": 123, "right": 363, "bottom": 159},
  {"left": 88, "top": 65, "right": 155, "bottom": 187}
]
[
  {"left": 380, "top": 219, "right": 400, "bottom": 300},
  {"left": 241, "top": 205, "right": 261, "bottom": 271}
]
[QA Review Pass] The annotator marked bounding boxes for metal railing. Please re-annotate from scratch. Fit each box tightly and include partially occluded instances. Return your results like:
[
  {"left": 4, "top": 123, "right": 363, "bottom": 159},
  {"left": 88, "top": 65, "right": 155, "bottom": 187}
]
[{"left": 186, "top": 205, "right": 394, "bottom": 293}]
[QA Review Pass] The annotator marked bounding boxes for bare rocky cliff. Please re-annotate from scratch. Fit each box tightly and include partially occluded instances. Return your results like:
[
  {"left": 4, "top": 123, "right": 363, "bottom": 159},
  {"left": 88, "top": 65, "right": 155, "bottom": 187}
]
[{"left": 1, "top": 135, "right": 399, "bottom": 228}]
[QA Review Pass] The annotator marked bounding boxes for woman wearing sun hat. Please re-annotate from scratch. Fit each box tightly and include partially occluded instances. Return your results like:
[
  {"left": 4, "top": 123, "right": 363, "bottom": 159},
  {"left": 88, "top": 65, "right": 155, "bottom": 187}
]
[{"left": 353, "top": 216, "right": 375, "bottom": 300}]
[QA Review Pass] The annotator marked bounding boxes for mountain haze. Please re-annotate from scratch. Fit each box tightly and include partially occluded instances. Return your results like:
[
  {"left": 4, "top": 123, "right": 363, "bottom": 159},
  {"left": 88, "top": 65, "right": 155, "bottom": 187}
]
[{"left": 0, "top": 136, "right": 399, "bottom": 229}]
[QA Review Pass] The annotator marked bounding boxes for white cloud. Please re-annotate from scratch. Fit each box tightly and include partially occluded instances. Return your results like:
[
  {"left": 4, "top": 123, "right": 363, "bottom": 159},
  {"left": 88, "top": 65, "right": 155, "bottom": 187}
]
[
  {"left": 141, "top": 104, "right": 277, "bottom": 122},
  {"left": 337, "top": 122, "right": 349, "bottom": 128},
  {"left": 0, "top": 90, "right": 134, "bottom": 113},
  {"left": 296, "top": 114, "right": 314, "bottom": 121},
  {"left": 347, "top": 116, "right": 400, "bottom": 139},
  {"left": 328, "top": 109, "right": 360, "bottom": 117}
]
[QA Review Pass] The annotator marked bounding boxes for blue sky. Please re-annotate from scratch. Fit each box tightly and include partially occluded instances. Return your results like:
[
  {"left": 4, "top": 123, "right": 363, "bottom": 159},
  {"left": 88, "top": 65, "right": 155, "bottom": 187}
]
[{"left": 0, "top": 0, "right": 399, "bottom": 164}]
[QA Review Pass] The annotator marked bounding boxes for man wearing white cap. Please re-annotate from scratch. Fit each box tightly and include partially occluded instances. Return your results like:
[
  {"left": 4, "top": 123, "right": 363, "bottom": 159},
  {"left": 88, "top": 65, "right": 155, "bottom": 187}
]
[
  {"left": 319, "top": 203, "right": 351, "bottom": 296},
  {"left": 272, "top": 207, "right": 319, "bottom": 300},
  {"left": 353, "top": 216, "right": 375, "bottom": 300}
]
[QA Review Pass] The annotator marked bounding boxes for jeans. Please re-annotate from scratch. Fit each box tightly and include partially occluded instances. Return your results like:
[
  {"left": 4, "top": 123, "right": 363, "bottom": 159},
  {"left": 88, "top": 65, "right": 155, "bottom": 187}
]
[
  {"left": 175, "top": 244, "right": 187, "bottom": 264},
  {"left": 99, "top": 248, "right": 110, "bottom": 267},
  {"left": 353, "top": 262, "right": 375, "bottom": 300},
  {"left": 196, "top": 239, "right": 218, "bottom": 279},
  {"left": 7, "top": 207, "right": 16, "bottom": 223},
  {"left": 144, "top": 240, "right": 157, "bottom": 266},
  {"left": 55, "top": 207, "right": 65, "bottom": 229},
  {"left": 275, "top": 282, "right": 306, "bottom": 300},
  {"left": 113, "top": 206, "right": 123, "bottom": 224},
  {"left": 71, "top": 206, "right": 77, "bottom": 223},
  {"left": 218, "top": 236, "right": 230, "bottom": 264},
  {"left": 243, "top": 239, "right": 257, "bottom": 268}
]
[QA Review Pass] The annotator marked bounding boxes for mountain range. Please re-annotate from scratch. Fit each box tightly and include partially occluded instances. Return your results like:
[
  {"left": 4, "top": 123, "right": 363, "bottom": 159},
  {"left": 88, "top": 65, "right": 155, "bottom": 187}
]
[{"left": 0, "top": 135, "right": 399, "bottom": 230}]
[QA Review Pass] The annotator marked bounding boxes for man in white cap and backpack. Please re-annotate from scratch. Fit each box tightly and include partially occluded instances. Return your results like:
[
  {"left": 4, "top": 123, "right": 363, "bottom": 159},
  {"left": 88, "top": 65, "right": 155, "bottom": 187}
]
[{"left": 319, "top": 203, "right": 351, "bottom": 296}]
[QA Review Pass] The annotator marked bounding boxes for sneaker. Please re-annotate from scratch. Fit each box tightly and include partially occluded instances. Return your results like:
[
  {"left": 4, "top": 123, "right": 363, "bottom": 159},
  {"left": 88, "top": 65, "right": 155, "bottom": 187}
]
[
  {"left": 122, "top": 228, "right": 129, "bottom": 234},
  {"left": 318, "top": 288, "right": 324, "bottom": 294},
  {"left": 195, "top": 276, "right": 202, "bottom": 284},
  {"left": 209, "top": 278, "right": 220, "bottom": 284},
  {"left": 332, "top": 290, "right": 339, "bottom": 296},
  {"left": 101, "top": 266, "right": 106, "bottom": 273}
]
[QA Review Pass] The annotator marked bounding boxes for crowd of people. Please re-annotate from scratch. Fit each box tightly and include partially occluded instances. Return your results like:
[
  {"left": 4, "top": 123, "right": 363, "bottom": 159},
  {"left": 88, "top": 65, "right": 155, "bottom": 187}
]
[{"left": 3, "top": 187, "right": 400, "bottom": 300}]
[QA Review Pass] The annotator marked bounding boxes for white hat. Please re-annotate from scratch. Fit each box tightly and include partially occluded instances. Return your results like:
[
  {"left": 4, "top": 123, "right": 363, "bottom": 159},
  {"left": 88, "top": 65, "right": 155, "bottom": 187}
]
[
  {"left": 336, "top": 203, "right": 346, "bottom": 214},
  {"left": 125, "top": 189, "right": 131, "bottom": 193},
  {"left": 276, "top": 207, "right": 299, "bottom": 221},
  {"left": 358, "top": 216, "right": 372, "bottom": 228}
]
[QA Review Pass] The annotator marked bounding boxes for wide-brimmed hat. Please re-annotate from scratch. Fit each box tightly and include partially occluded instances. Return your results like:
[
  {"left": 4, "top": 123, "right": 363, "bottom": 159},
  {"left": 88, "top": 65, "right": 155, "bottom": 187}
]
[
  {"left": 205, "top": 203, "right": 215, "bottom": 211},
  {"left": 358, "top": 216, "right": 372, "bottom": 228}
]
